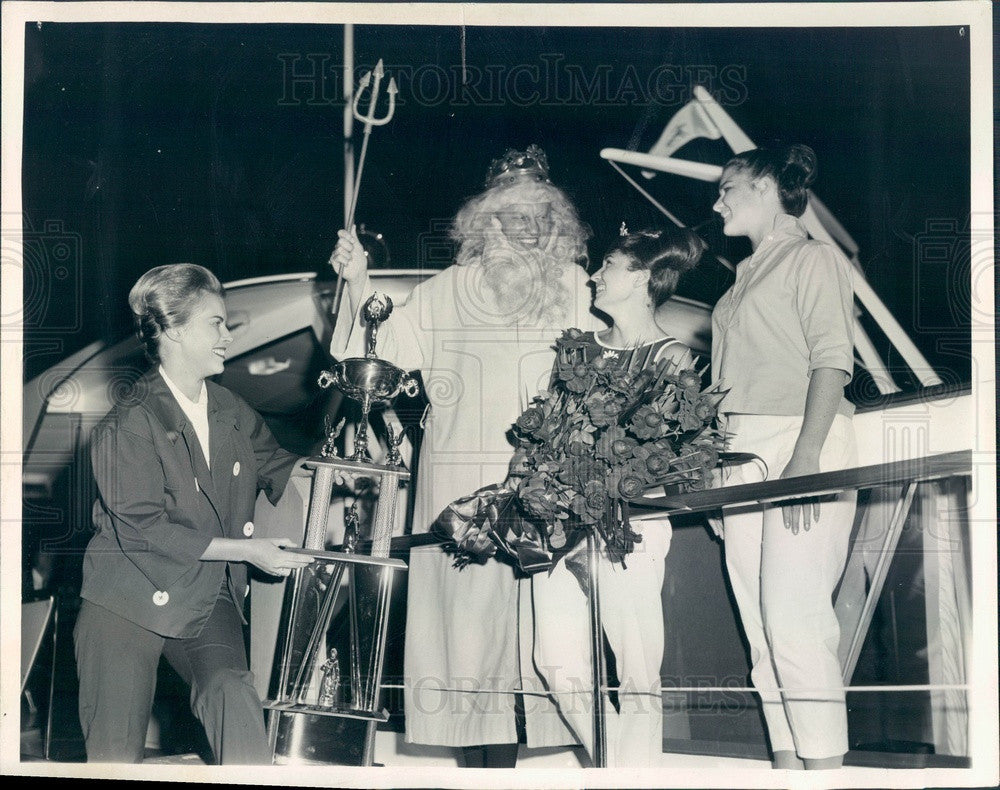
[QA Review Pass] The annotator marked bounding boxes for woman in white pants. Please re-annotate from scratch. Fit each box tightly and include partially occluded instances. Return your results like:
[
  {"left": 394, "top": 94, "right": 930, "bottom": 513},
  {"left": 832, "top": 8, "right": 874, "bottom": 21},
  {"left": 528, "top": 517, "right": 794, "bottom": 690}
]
[{"left": 710, "top": 144, "right": 857, "bottom": 770}]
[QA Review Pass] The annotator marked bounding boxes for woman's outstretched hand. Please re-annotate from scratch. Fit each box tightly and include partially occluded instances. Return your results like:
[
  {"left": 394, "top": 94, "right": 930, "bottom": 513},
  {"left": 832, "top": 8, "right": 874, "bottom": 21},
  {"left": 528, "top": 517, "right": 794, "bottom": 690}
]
[
  {"left": 329, "top": 226, "right": 368, "bottom": 285},
  {"left": 242, "top": 538, "right": 315, "bottom": 577}
]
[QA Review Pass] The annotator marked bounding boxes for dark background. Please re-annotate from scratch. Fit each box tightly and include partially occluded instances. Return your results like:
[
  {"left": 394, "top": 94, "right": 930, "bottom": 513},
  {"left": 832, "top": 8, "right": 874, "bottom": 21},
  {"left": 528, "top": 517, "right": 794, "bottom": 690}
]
[{"left": 21, "top": 22, "right": 972, "bottom": 386}]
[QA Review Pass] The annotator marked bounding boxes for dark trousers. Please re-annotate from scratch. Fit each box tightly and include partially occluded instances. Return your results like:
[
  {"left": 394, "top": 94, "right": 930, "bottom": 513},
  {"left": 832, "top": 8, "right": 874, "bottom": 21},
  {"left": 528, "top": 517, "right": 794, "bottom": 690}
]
[{"left": 74, "top": 595, "right": 271, "bottom": 764}]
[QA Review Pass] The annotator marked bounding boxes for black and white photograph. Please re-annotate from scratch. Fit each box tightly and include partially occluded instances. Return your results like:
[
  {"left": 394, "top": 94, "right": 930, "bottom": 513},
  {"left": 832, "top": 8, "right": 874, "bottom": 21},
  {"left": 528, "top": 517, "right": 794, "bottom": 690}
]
[{"left": 1, "top": 2, "right": 995, "bottom": 787}]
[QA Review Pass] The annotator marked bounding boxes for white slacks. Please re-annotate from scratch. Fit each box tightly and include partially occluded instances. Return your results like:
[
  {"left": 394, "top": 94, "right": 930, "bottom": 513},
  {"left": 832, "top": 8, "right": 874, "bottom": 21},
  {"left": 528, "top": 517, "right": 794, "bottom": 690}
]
[
  {"left": 721, "top": 413, "right": 857, "bottom": 760},
  {"left": 527, "top": 520, "right": 672, "bottom": 766}
]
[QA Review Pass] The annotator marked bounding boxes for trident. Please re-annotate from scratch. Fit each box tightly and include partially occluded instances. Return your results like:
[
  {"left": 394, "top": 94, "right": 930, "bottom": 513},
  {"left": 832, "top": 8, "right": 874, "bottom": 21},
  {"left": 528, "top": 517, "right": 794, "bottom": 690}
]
[
  {"left": 333, "top": 59, "right": 397, "bottom": 315},
  {"left": 347, "top": 58, "right": 397, "bottom": 228}
]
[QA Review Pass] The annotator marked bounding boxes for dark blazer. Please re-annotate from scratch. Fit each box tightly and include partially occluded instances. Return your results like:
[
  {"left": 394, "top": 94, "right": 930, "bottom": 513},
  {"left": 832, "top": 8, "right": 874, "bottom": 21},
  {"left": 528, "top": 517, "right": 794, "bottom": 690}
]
[{"left": 81, "top": 368, "right": 298, "bottom": 638}]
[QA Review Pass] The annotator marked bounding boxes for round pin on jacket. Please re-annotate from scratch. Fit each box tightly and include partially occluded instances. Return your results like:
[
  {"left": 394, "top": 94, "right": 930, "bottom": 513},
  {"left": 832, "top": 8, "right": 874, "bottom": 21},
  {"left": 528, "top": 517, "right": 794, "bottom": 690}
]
[
  {"left": 243, "top": 521, "right": 254, "bottom": 537},
  {"left": 153, "top": 591, "right": 170, "bottom": 606},
  {"left": 233, "top": 461, "right": 241, "bottom": 476}
]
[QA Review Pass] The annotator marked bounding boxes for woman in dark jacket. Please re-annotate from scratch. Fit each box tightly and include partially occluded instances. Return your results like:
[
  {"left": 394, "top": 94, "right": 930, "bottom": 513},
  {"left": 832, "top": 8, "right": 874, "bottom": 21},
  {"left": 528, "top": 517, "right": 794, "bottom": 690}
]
[{"left": 74, "top": 264, "right": 314, "bottom": 764}]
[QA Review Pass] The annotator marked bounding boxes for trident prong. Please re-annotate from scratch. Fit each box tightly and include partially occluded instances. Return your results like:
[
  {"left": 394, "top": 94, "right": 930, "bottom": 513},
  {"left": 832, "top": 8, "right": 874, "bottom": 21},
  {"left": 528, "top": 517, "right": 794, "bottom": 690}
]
[
  {"left": 351, "top": 58, "right": 395, "bottom": 130},
  {"left": 333, "top": 58, "right": 398, "bottom": 317},
  {"left": 349, "top": 62, "right": 395, "bottom": 218}
]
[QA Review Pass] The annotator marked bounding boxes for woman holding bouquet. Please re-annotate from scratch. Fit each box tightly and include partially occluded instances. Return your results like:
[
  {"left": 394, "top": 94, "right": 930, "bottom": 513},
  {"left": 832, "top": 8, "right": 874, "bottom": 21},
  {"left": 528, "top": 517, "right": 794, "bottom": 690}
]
[
  {"left": 527, "top": 226, "right": 706, "bottom": 767},
  {"left": 710, "top": 144, "right": 857, "bottom": 769}
]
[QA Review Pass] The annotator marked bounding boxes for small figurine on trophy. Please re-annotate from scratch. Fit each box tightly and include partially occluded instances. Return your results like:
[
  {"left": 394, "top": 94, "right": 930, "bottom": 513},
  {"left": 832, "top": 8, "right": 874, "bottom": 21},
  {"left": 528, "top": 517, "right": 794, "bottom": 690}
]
[
  {"left": 385, "top": 424, "right": 406, "bottom": 468},
  {"left": 342, "top": 502, "right": 360, "bottom": 554},
  {"left": 317, "top": 292, "right": 420, "bottom": 464},
  {"left": 362, "top": 291, "right": 392, "bottom": 356},
  {"left": 321, "top": 416, "right": 347, "bottom": 459},
  {"left": 317, "top": 648, "right": 341, "bottom": 709}
]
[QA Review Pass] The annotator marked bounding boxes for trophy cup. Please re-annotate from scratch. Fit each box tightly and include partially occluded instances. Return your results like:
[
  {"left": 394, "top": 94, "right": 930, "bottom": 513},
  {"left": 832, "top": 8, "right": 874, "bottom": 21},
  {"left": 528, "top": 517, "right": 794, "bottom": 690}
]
[{"left": 317, "top": 292, "right": 419, "bottom": 464}]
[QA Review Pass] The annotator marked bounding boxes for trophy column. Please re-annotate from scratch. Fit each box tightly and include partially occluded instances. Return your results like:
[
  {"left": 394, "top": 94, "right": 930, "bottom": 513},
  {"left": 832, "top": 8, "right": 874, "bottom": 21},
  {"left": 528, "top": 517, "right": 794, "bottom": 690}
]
[
  {"left": 264, "top": 459, "right": 409, "bottom": 766},
  {"left": 302, "top": 459, "right": 405, "bottom": 557},
  {"left": 264, "top": 292, "right": 419, "bottom": 765}
]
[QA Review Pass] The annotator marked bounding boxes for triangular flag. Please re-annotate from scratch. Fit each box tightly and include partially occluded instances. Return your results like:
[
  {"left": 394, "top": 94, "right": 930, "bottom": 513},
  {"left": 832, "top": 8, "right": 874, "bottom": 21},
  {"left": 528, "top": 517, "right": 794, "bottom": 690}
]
[{"left": 642, "top": 100, "right": 722, "bottom": 179}]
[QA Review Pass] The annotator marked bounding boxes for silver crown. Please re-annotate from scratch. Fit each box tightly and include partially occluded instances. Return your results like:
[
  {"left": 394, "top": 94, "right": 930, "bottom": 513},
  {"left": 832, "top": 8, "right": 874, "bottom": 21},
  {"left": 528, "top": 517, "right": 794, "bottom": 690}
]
[{"left": 485, "top": 144, "right": 551, "bottom": 189}]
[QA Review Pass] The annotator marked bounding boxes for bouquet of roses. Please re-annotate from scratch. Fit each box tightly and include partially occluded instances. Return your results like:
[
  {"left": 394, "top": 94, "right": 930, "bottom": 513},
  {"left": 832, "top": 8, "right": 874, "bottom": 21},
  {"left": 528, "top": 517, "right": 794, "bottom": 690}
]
[{"left": 434, "top": 328, "right": 729, "bottom": 572}]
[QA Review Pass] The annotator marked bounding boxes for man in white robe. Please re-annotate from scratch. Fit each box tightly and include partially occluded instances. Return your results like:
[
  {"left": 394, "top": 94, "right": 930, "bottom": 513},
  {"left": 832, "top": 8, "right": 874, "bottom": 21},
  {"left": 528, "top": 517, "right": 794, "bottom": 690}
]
[{"left": 329, "top": 146, "right": 602, "bottom": 766}]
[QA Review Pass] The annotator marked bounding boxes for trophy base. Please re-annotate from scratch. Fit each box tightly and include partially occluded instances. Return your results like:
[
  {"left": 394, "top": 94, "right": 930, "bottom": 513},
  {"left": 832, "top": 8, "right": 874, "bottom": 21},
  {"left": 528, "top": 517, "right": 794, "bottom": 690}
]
[{"left": 267, "top": 706, "right": 388, "bottom": 766}]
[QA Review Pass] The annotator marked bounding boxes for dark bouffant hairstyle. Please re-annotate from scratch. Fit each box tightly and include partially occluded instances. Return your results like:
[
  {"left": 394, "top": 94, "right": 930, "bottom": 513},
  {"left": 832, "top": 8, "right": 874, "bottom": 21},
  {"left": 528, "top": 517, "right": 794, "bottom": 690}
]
[
  {"left": 127, "top": 264, "right": 223, "bottom": 363},
  {"left": 608, "top": 226, "right": 706, "bottom": 308},
  {"left": 725, "top": 143, "right": 818, "bottom": 217}
]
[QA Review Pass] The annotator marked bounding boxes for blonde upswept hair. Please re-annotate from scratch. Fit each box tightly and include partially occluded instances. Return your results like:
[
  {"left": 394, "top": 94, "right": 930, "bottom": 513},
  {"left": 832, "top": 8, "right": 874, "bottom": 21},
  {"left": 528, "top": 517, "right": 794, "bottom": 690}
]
[{"left": 128, "top": 263, "right": 223, "bottom": 363}]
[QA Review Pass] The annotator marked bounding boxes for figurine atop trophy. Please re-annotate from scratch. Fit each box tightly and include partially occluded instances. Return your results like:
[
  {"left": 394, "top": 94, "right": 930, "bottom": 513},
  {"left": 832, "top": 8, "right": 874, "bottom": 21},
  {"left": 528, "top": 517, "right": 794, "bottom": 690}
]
[{"left": 318, "top": 291, "right": 419, "bottom": 465}]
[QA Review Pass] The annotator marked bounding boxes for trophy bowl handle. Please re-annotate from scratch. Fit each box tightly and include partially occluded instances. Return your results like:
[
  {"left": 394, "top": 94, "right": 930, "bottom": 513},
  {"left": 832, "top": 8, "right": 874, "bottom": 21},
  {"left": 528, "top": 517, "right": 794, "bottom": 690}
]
[
  {"left": 400, "top": 374, "right": 419, "bottom": 399},
  {"left": 318, "top": 369, "right": 342, "bottom": 390}
]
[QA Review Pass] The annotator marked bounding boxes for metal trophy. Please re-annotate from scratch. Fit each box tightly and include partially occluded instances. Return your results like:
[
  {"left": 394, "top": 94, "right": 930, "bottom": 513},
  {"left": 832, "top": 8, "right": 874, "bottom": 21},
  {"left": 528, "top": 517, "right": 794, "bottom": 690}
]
[
  {"left": 266, "top": 292, "right": 417, "bottom": 765},
  {"left": 318, "top": 291, "right": 419, "bottom": 464}
]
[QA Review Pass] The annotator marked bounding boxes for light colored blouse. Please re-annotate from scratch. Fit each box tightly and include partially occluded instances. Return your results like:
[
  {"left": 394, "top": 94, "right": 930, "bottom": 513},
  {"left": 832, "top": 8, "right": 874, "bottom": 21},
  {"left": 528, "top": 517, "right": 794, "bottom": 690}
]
[
  {"left": 159, "top": 365, "right": 211, "bottom": 466},
  {"left": 711, "top": 214, "right": 855, "bottom": 417}
]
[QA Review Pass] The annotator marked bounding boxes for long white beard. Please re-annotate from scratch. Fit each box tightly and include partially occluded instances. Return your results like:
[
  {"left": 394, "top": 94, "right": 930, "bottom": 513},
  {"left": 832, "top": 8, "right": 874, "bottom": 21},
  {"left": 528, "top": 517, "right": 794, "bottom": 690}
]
[{"left": 475, "top": 233, "right": 574, "bottom": 326}]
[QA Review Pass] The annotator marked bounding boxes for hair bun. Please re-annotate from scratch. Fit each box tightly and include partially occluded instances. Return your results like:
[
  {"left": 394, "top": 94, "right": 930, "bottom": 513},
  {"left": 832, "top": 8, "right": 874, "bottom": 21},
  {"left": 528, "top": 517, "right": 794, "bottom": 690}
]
[
  {"left": 674, "top": 228, "right": 707, "bottom": 273},
  {"left": 127, "top": 263, "right": 222, "bottom": 364},
  {"left": 782, "top": 143, "right": 818, "bottom": 190},
  {"left": 725, "top": 143, "right": 817, "bottom": 216}
]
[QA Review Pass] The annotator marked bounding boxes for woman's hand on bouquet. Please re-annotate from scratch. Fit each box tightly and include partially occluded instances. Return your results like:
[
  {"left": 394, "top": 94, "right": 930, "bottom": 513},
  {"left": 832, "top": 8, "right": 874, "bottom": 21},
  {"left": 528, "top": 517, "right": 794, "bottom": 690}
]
[
  {"left": 778, "top": 451, "right": 821, "bottom": 535},
  {"left": 242, "top": 537, "right": 314, "bottom": 577},
  {"left": 329, "top": 226, "right": 368, "bottom": 285}
]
